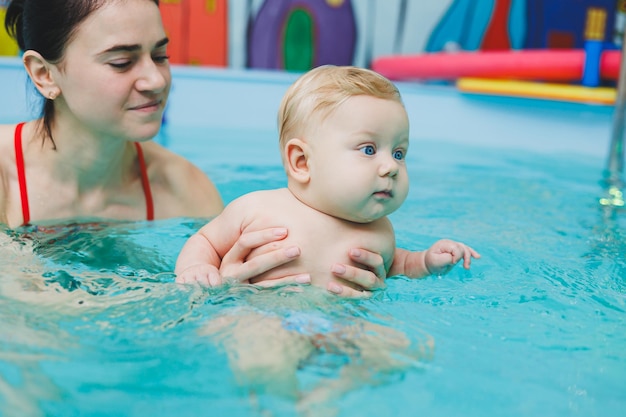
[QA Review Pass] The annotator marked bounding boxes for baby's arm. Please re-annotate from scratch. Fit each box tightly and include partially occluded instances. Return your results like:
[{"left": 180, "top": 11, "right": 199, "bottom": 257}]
[
  {"left": 389, "top": 239, "right": 481, "bottom": 279},
  {"left": 175, "top": 197, "right": 250, "bottom": 286},
  {"left": 174, "top": 220, "right": 227, "bottom": 286},
  {"left": 175, "top": 192, "right": 307, "bottom": 288}
]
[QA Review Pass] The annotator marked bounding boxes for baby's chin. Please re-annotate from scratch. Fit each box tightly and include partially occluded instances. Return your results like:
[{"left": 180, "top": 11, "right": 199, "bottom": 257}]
[
  {"left": 328, "top": 207, "right": 393, "bottom": 224},
  {"left": 299, "top": 193, "right": 400, "bottom": 223}
]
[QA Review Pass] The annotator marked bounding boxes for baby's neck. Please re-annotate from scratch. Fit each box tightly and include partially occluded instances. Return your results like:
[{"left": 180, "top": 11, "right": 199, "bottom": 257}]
[{"left": 286, "top": 185, "right": 375, "bottom": 225}]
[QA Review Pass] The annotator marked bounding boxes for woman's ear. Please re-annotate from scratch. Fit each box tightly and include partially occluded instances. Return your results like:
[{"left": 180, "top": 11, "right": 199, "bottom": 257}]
[
  {"left": 22, "top": 50, "right": 60, "bottom": 99},
  {"left": 285, "top": 138, "right": 310, "bottom": 184}
]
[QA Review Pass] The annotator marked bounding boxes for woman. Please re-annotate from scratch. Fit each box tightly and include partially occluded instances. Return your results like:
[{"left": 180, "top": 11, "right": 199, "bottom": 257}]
[{"left": 0, "top": 0, "right": 386, "bottom": 296}]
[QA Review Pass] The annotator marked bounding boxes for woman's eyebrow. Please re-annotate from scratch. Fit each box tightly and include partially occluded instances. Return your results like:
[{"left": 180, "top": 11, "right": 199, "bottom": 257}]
[
  {"left": 98, "top": 37, "right": 169, "bottom": 55},
  {"left": 100, "top": 44, "right": 141, "bottom": 54},
  {"left": 155, "top": 37, "right": 169, "bottom": 48}
]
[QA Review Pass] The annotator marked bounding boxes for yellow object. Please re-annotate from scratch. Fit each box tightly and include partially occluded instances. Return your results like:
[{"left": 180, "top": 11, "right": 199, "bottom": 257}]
[
  {"left": 0, "top": 7, "right": 19, "bottom": 56},
  {"left": 456, "top": 77, "right": 616, "bottom": 105},
  {"left": 326, "top": 0, "right": 345, "bottom": 7},
  {"left": 206, "top": 0, "right": 216, "bottom": 13},
  {"left": 599, "top": 186, "right": 625, "bottom": 207},
  {"left": 584, "top": 7, "right": 607, "bottom": 41}
]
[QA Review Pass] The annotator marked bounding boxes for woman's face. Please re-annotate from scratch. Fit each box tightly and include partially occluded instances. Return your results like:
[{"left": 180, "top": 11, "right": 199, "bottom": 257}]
[{"left": 51, "top": 0, "right": 171, "bottom": 142}]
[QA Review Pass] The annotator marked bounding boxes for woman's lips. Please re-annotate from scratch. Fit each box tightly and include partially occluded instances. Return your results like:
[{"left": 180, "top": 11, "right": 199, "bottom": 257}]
[{"left": 129, "top": 100, "right": 161, "bottom": 111}]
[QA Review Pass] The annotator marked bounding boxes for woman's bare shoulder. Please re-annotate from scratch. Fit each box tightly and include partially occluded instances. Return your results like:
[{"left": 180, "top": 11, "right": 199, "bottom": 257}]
[
  {"left": 0, "top": 123, "right": 20, "bottom": 225},
  {"left": 140, "top": 141, "right": 210, "bottom": 185},
  {"left": 225, "top": 188, "right": 289, "bottom": 210},
  {"left": 0, "top": 123, "right": 21, "bottom": 175},
  {"left": 0, "top": 123, "right": 15, "bottom": 135},
  {"left": 0, "top": 123, "right": 17, "bottom": 157},
  {"left": 140, "top": 141, "right": 224, "bottom": 218}
]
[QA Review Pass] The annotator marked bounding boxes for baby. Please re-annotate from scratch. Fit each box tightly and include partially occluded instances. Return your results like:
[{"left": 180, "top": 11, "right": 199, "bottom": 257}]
[{"left": 175, "top": 65, "right": 479, "bottom": 290}]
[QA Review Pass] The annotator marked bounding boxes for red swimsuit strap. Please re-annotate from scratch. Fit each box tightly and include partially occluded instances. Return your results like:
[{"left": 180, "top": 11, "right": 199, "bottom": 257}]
[
  {"left": 14, "top": 127, "right": 153, "bottom": 225},
  {"left": 134, "top": 142, "right": 154, "bottom": 221},
  {"left": 14, "top": 122, "right": 30, "bottom": 226}
]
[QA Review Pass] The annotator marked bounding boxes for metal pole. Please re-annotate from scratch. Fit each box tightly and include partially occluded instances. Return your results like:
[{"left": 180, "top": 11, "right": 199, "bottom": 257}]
[{"left": 606, "top": 28, "right": 626, "bottom": 188}]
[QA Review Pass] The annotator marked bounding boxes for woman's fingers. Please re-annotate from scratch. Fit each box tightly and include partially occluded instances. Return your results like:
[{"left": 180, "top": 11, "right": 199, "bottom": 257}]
[
  {"left": 326, "top": 281, "right": 373, "bottom": 298},
  {"left": 220, "top": 227, "right": 289, "bottom": 266},
  {"left": 329, "top": 248, "right": 386, "bottom": 291},
  {"left": 251, "top": 273, "right": 312, "bottom": 288},
  {"left": 220, "top": 245, "right": 301, "bottom": 283},
  {"left": 219, "top": 227, "right": 302, "bottom": 283}
]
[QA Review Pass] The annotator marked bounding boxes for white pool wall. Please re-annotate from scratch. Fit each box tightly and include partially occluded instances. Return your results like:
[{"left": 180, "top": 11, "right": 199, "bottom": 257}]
[{"left": 0, "top": 56, "right": 614, "bottom": 160}]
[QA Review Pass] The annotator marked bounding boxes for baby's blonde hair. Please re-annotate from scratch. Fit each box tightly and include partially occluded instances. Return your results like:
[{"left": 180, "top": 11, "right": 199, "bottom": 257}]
[{"left": 277, "top": 65, "right": 403, "bottom": 155}]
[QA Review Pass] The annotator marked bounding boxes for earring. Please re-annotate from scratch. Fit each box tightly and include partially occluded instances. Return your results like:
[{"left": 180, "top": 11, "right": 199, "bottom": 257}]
[{"left": 48, "top": 90, "right": 58, "bottom": 100}]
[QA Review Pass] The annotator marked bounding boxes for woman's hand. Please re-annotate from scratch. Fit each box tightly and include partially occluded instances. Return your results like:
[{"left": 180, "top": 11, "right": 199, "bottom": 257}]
[
  {"left": 218, "top": 228, "right": 311, "bottom": 287},
  {"left": 327, "top": 248, "right": 387, "bottom": 297}
]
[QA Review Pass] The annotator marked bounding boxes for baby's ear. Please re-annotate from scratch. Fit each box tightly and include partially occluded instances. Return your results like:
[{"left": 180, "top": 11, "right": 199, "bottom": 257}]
[
  {"left": 285, "top": 138, "right": 310, "bottom": 184},
  {"left": 22, "top": 51, "right": 59, "bottom": 99}
]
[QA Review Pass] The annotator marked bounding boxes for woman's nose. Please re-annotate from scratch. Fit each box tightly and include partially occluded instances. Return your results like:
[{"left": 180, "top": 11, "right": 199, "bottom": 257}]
[{"left": 136, "top": 59, "right": 169, "bottom": 93}]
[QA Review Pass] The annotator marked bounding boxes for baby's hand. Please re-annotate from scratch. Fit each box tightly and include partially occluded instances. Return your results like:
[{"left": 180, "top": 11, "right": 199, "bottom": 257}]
[
  {"left": 175, "top": 264, "right": 223, "bottom": 287},
  {"left": 424, "top": 239, "right": 481, "bottom": 276}
]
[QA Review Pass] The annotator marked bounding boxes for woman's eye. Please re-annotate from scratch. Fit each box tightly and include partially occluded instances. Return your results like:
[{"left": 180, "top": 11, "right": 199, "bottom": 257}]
[
  {"left": 393, "top": 149, "right": 405, "bottom": 160},
  {"left": 153, "top": 55, "right": 170, "bottom": 64},
  {"left": 109, "top": 60, "right": 131, "bottom": 69},
  {"left": 360, "top": 145, "right": 376, "bottom": 155}
]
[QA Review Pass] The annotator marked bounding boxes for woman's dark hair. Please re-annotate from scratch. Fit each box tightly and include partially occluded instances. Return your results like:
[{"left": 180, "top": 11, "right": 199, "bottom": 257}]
[{"left": 4, "top": 0, "right": 160, "bottom": 145}]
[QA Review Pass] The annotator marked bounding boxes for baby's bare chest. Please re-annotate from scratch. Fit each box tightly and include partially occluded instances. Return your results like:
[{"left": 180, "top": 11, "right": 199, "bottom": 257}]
[{"left": 245, "top": 204, "right": 395, "bottom": 288}]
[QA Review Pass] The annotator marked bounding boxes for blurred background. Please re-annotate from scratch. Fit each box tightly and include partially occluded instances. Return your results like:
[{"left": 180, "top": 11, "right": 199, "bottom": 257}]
[{"left": 2, "top": 0, "right": 623, "bottom": 73}]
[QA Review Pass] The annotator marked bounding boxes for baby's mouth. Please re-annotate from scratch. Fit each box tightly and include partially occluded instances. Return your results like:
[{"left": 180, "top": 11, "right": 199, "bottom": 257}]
[{"left": 374, "top": 190, "right": 393, "bottom": 199}]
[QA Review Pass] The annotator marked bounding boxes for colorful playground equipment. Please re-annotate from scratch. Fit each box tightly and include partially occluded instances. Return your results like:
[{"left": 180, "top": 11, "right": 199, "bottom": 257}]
[
  {"left": 372, "top": 4, "right": 622, "bottom": 106},
  {"left": 247, "top": 0, "right": 356, "bottom": 71},
  {"left": 371, "top": 49, "right": 621, "bottom": 83},
  {"left": 159, "top": 0, "right": 228, "bottom": 66},
  {"left": 0, "top": 1, "right": 18, "bottom": 57},
  {"left": 2, "top": 0, "right": 623, "bottom": 107},
  {"left": 456, "top": 78, "right": 616, "bottom": 105}
]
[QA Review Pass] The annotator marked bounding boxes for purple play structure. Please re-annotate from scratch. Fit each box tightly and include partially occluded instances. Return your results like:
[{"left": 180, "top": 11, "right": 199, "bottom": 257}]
[{"left": 247, "top": 0, "right": 357, "bottom": 70}]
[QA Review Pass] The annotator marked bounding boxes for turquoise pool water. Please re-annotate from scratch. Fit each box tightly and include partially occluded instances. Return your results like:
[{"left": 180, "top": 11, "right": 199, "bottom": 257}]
[
  {"left": 0, "top": 59, "right": 624, "bottom": 416},
  {"left": 0, "top": 121, "right": 624, "bottom": 416}
]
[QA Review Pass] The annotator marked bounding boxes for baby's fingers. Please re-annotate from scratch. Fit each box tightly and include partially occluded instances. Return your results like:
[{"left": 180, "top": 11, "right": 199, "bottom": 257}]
[
  {"left": 176, "top": 269, "right": 222, "bottom": 287},
  {"left": 462, "top": 246, "right": 481, "bottom": 269}
]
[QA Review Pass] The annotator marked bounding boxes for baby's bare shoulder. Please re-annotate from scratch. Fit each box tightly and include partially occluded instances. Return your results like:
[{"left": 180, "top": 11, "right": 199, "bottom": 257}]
[{"left": 226, "top": 188, "right": 294, "bottom": 215}]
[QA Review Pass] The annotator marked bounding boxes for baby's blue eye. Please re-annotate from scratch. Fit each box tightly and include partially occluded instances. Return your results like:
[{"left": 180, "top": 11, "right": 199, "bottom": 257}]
[
  {"left": 360, "top": 145, "right": 376, "bottom": 155},
  {"left": 393, "top": 149, "right": 405, "bottom": 160}
]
